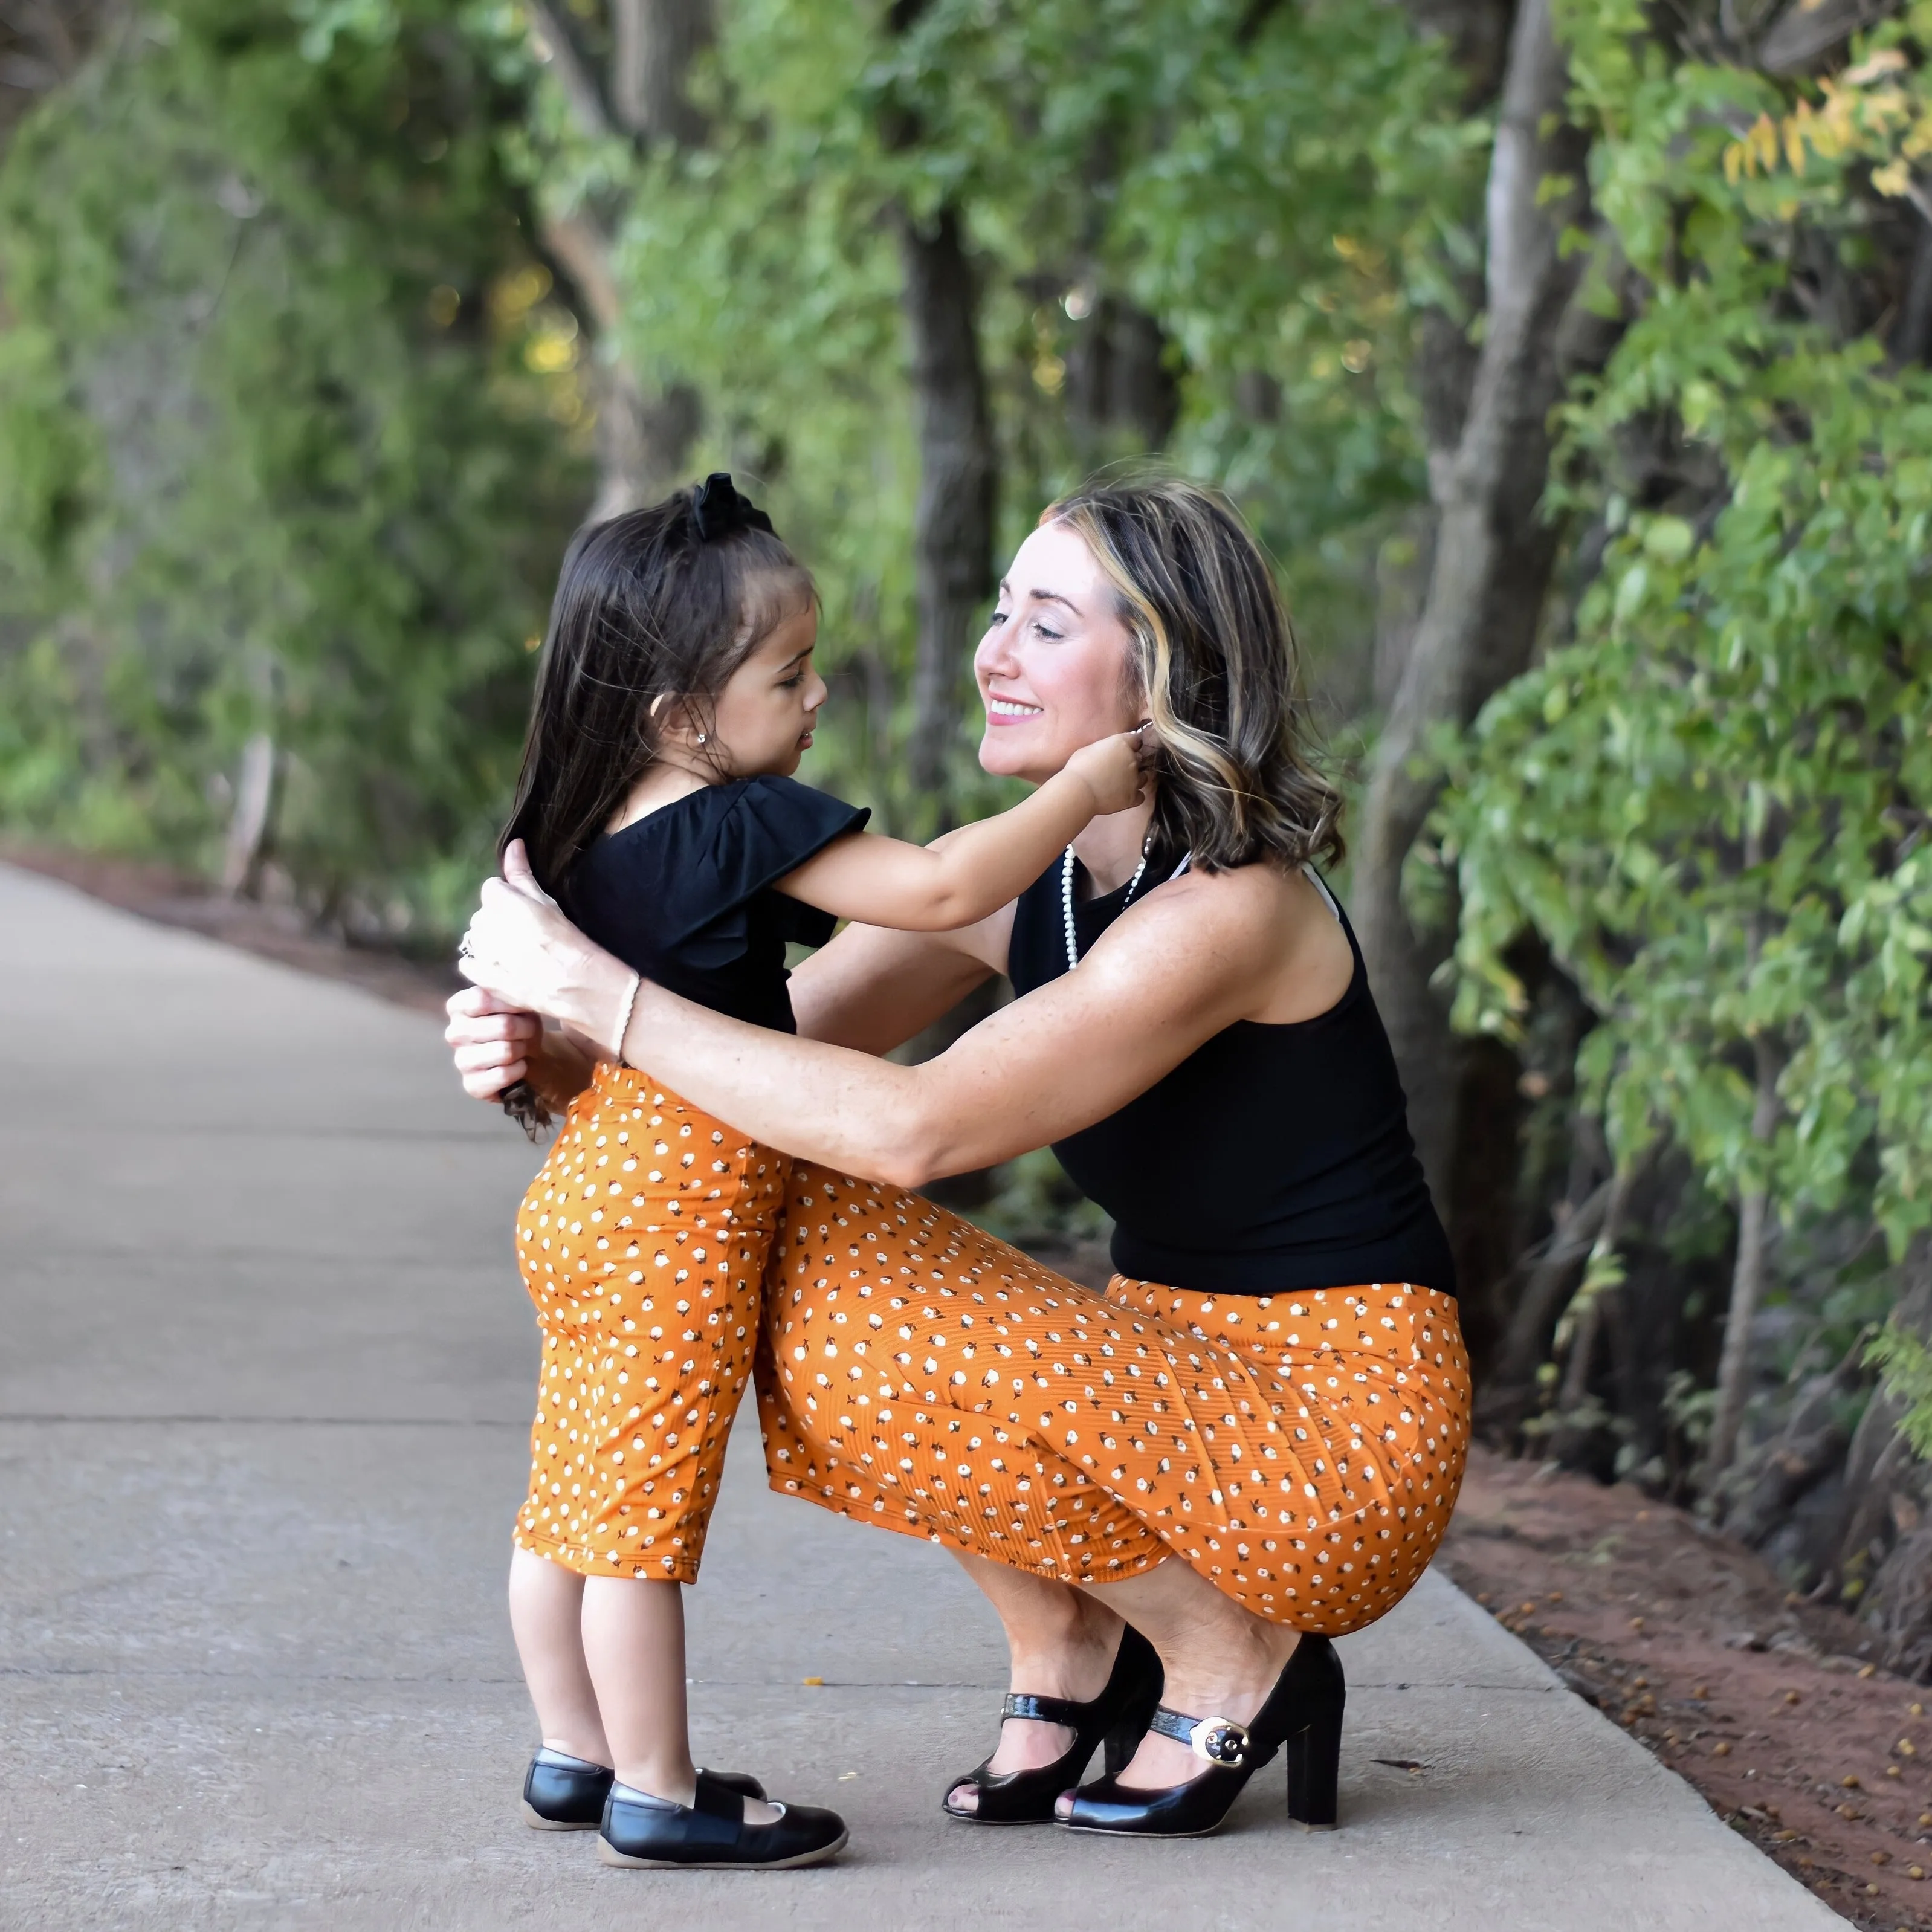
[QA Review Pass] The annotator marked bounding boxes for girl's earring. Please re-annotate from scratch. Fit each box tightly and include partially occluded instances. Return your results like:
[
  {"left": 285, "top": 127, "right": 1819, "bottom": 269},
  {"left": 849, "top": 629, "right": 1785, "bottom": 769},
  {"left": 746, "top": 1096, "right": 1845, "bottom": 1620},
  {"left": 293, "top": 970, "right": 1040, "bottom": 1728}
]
[{"left": 696, "top": 732, "right": 708, "bottom": 745}]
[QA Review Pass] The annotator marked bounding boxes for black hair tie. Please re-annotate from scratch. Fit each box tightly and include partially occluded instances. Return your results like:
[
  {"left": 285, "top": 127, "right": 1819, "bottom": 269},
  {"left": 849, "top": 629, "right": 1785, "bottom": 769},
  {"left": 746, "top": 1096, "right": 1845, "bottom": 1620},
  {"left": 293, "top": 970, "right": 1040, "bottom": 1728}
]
[{"left": 691, "top": 472, "right": 775, "bottom": 543}]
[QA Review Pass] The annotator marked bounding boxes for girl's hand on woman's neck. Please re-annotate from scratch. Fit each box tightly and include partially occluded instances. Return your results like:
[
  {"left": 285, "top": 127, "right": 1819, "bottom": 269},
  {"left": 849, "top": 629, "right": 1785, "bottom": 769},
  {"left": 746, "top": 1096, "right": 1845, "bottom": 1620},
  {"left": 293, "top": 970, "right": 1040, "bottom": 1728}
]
[{"left": 1069, "top": 794, "right": 1158, "bottom": 897}]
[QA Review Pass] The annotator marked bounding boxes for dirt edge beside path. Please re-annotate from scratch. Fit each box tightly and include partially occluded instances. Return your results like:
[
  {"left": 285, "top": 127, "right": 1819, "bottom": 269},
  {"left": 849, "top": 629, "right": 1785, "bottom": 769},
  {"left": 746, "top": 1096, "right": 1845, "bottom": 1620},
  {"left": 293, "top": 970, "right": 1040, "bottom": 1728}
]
[{"left": 1442, "top": 1446, "right": 1932, "bottom": 1931}]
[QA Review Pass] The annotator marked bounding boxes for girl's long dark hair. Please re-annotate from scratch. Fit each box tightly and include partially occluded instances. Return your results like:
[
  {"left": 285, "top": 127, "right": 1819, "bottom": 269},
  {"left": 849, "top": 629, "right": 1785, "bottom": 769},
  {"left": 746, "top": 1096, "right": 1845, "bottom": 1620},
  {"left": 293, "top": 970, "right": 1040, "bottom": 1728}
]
[{"left": 502, "top": 486, "right": 813, "bottom": 904}]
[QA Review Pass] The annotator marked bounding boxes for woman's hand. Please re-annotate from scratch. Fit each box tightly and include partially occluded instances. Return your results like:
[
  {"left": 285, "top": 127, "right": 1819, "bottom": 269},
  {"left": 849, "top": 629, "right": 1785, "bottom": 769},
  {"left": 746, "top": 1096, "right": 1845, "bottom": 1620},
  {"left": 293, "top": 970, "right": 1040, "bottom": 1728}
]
[
  {"left": 1064, "top": 723, "right": 1155, "bottom": 816},
  {"left": 457, "top": 841, "right": 636, "bottom": 1054}
]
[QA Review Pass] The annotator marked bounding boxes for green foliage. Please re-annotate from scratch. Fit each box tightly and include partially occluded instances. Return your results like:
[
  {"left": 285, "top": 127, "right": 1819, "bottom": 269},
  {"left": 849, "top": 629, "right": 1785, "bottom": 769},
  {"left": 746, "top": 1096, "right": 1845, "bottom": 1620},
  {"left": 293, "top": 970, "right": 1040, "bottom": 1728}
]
[
  {"left": 1122, "top": 2, "right": 1479, "bottom": 544},
  {"left": 527, "top": 0, "right": 1474, "bottom": 824},
  {"left": 0, "top": 0, "right": 585, "bottom": 931},
  {"left": 1, "top": 0, "right": 1478, "bottom": 917},
  {"left": 1869, "top": 1326, "right": 1932, "bottom": 1461},
  {"left": 1439, "top": 8, "right": 1932, "bottom": 1263}
]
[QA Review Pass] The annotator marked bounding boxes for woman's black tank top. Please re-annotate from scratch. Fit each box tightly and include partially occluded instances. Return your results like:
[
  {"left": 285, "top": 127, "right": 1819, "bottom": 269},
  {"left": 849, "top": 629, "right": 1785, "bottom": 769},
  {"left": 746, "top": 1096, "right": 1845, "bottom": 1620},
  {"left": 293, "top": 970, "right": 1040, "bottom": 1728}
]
[{"left": 1007, "top": 851, "right": 1456, "bottom": 1299}]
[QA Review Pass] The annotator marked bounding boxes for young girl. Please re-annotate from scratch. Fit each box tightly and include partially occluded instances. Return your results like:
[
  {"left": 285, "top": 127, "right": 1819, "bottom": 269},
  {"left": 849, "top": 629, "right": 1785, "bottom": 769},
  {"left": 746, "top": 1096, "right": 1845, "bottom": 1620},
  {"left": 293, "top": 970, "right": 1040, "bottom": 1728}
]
[{"left": 489, "top": 473, "right": 1149, "bottom": 1870}]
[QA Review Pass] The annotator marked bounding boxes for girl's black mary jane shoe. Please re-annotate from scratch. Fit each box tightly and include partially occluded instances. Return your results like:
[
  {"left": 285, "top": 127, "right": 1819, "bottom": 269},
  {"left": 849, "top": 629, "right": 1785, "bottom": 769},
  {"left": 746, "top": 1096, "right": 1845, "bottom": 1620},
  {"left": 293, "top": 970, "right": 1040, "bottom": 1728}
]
[
  {"left": 597, "top": 1770, "right": 848, "bottom": 1870},
  {"left": 522, "top": 1755, "right": 765, "bottom": 1831},
  {"left": 1056, "top": 1633, "right": 1345, "bottom": 1839},
  {"left": 942, "top": 1622, "right": 1163, "bottom": 1825}
]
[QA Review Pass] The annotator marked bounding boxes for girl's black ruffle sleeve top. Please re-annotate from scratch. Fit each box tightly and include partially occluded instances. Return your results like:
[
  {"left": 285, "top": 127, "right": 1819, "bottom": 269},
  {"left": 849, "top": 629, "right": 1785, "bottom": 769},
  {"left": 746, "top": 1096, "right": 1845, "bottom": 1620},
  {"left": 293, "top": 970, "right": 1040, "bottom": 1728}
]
[{"left": 564, "top": 776, "right": 868, "bottom": 1034}]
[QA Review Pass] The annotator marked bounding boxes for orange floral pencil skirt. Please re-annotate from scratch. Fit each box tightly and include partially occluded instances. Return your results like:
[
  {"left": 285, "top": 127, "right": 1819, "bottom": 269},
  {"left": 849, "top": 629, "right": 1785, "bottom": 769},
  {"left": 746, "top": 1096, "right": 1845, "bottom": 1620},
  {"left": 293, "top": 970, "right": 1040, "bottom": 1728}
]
[
  {"left": 757, "top": 1166, "right": 1471, "bottom": 1635},
  {"left": 512, "top": 1064, "right": 787, "bottom": 1583}
]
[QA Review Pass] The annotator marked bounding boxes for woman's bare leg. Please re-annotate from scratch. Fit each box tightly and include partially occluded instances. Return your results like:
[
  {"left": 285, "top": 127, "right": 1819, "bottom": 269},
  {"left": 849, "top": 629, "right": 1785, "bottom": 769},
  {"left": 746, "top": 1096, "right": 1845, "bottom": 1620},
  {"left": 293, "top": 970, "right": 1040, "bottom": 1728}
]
[
  {"left": 943, "top": 1549, "right": 1127, "bottom": 1812},
  {"left": 507, "top": 1547, "right": 610, "bottom": 1765},
  {"left": 1056, "top": 1556, "right": 1302, "bottom": 1813}
]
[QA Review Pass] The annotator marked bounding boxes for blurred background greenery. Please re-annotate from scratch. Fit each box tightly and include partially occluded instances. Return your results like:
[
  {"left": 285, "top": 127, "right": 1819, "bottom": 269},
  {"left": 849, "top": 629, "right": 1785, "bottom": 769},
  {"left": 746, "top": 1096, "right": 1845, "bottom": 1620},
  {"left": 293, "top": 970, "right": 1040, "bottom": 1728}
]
[{"left": 15, "top": 0, "right": 1932, "bottom": 1667}]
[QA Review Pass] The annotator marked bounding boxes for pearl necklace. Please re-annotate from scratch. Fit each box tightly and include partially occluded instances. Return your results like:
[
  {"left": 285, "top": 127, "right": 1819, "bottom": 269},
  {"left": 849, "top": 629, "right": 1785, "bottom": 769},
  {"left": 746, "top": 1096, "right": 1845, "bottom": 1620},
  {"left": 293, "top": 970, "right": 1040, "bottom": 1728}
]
[{"left": 1062, "top": 838, "right": 1151, "bottom": 972}]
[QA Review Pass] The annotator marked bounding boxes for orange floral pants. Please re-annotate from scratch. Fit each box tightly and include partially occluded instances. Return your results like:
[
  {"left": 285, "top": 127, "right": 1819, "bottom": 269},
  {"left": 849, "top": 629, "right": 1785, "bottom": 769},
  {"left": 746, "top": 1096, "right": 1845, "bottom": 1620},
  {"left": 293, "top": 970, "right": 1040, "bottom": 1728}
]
[
  {"left": 756, "top": 1166, "right": 1470, "bottom": 1635},
  {"left": 512, "top": 1065, "right": 786, "bottom": 1581}
]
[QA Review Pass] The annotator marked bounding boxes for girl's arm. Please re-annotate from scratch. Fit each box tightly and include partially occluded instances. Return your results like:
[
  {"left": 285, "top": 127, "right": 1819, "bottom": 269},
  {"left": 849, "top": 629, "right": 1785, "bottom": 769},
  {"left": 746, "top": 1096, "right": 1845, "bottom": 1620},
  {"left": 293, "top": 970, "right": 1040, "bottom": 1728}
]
[
  {"left": 775, "top": 728, "right": 1148, "bottom": 932},
  {"left": 458, "top": 845, "right": 1287, "bottom": 1187},
  {"left": 785, "top": 911, "right": 1010, "bottom": 1054}
]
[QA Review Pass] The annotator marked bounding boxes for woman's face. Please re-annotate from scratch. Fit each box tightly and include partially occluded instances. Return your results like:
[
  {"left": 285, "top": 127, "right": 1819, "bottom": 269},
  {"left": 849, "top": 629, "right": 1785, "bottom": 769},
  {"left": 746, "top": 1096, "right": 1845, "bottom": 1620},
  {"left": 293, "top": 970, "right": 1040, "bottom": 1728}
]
[{"left": 974, "top": 522, "right": 1141, "bottom": 786}]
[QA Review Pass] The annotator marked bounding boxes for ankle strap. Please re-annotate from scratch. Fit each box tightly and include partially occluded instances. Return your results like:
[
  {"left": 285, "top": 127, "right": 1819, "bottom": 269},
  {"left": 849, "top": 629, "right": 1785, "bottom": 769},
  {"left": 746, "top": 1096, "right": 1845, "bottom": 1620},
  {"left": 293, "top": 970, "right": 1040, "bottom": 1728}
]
[
  {"left": 1002, "top": 1691, "right": 1084, "bottom": 1727},
  {"left": 1146, "top": 1705, "right": 1251, "bottom": 1767}
]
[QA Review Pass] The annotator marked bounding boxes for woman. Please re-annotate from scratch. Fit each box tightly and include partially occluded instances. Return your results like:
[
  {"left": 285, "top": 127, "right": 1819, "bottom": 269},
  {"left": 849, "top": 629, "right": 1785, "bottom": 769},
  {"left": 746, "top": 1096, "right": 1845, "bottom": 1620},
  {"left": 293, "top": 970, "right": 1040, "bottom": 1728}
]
[{"left": 448, "top": 477, "right": 1469, "bottom": 1839}]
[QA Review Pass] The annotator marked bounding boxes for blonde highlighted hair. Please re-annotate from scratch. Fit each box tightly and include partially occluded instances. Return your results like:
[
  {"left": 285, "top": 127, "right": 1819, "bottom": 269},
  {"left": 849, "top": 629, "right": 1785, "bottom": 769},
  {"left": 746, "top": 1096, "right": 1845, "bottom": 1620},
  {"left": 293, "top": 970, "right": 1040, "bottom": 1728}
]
[{"left": 1042, "top": 477, "right": 1344, "bottom": 873}]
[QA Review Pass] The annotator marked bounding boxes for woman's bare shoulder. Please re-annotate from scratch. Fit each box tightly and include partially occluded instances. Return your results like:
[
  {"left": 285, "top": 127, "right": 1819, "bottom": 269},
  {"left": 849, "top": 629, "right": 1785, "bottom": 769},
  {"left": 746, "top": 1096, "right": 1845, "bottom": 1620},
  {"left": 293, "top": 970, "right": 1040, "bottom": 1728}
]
[{"left": 1092, "top": 858, "right": 1353, "bottom": 1025}]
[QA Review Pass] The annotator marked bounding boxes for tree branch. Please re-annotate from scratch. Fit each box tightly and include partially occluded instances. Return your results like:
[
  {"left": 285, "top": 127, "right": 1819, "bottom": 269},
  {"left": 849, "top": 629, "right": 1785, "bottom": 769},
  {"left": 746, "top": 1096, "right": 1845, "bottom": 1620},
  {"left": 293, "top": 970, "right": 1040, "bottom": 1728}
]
[
  {"left": 1351, "top": 0, "right": 1589, "bottom": 1206},
  {"left": 1757, "top": 0, "right": 1898, "bottom": 76},
  {"left": 525, "top": 0, "right": 618, "bottom": 146},
  {"left": 540, "top": 208, "right": 622, "bottom": 334}
]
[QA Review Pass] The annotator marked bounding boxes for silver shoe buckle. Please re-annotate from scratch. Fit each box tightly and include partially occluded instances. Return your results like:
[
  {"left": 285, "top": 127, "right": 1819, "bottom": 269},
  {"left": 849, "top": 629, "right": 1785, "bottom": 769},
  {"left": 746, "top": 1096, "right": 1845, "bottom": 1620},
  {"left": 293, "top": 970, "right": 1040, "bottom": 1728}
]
[{"left": 1188, "top": 1716, "right": 1250, "bottom": 1767}]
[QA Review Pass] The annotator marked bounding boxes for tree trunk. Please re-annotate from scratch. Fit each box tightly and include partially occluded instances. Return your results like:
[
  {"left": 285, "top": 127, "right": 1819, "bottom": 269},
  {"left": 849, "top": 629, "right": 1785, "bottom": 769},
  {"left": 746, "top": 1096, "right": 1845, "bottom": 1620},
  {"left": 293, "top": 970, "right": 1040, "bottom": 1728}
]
[
  {"left": 1722, "top": 1335, "right": 1867, "bottom": 1552},
  {"left": 1890, "top": 214, "right": 1932, "bottom": 368},
  {"left": 221, "top": 731, "right": 277, "bottom": 898},
  {"left": 1707, "top": 1198, "right": 1769, "bottom": 1479},
  {"left": 1802, "top": 1236, "right": 1932, "bottom": 1659},
  {"left": 898, "top": 202, "right": 997, "bottom": 819},
  {"left": 612, "top": 0, "right": 711, "bottom": 147},
  {"left": 528, "top": 0, "right": 712, "bottom": 519},
  {"left": 1406, "top": 0, "right": 1514, "bottom": 105},
  {"left": 1704, "top": 1039, "right": 1782, "bottom": 1484},
  {"left": 1476, "top": 1172, "right": 1614, "bottom": 1435},
  {"left": 0, "top": 0, "right": 108, "bottom": 152},
  {"left": 1064, "top": 296, "right": 1180, "bottom": 460},
  {"left": 1351, "top": 0, "right": 1588, "bottom": 1218}
]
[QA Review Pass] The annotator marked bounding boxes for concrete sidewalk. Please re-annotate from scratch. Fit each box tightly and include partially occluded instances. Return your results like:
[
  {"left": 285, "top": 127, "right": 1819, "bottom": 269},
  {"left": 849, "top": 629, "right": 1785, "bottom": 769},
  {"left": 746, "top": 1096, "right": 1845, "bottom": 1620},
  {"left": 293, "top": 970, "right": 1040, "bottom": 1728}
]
[{"left": 0, "top": 862, "right": 1849, "bottom": 1930}]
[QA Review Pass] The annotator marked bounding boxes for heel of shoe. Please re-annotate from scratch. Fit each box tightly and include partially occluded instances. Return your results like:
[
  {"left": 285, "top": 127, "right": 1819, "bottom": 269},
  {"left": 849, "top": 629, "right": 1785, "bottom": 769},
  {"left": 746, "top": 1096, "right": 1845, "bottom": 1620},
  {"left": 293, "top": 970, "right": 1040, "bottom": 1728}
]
[
  {"left": 1099, "top": 1671, "right": 1161, "bottom": 1779},
  {"left": 1105, "top": 1623, "right": 1159, "bottom": 1769},
  {"left": 1284, "top": 1702, "right": 1343, "bottom": 1830}
]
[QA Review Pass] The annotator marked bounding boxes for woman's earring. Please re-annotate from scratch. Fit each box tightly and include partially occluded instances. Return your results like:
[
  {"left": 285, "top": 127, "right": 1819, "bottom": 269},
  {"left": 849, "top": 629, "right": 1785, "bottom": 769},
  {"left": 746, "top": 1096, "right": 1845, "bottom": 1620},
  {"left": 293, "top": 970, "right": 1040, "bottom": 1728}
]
[{"left": 696, "top": 732, "right": 707, "bottom": 745}]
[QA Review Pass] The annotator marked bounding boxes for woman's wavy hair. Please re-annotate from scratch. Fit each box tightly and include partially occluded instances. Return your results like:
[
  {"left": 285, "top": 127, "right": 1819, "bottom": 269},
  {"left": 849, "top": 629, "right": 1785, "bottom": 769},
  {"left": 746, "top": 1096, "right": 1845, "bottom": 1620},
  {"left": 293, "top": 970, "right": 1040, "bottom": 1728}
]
[
  {"left": 1041, "top": 476, "right": 1344, "bottom": 873},
  {"left": 501, "top": 485, "right": 813, "bottom": 905}
]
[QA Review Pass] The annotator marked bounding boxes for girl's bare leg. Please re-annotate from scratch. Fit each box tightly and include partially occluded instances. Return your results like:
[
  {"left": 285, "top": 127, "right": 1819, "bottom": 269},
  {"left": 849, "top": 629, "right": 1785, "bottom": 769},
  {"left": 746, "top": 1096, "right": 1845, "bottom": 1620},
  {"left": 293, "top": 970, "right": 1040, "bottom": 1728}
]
[
  {"left": 943, "top": 1548, "right": 1127, "bottom": 1813},
  {"left": 579, "top": 1575, "right": 780, "bottom": 1822},
  {"left": 1061, "top": 1556, "right": 1302, "bottom": 1811},
  {"left": 507, "top": 1547, "right": 610, "bottom": 1764}
]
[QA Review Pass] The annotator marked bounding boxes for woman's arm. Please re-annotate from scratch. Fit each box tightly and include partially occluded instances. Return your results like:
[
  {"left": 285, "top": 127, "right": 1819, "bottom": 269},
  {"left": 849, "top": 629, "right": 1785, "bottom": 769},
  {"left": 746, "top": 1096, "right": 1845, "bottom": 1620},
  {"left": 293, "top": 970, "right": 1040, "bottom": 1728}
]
[
  {"left": 459, "top": 848, "right": 1287, "bottom": 1186},
  {"left": 444, "top": 847, "right": 1012, "bottom": 1102},
  {"left": 777, "top": 730, "right": 1146, "bottom": 932}
]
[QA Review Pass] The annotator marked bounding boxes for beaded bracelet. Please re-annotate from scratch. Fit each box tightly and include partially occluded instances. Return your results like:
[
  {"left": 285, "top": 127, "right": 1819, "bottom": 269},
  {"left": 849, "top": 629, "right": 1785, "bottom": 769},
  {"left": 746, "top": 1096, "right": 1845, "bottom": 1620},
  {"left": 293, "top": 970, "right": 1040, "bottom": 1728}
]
[{"left": 610, "top": 969, "right": 642, "bottom": 1062}]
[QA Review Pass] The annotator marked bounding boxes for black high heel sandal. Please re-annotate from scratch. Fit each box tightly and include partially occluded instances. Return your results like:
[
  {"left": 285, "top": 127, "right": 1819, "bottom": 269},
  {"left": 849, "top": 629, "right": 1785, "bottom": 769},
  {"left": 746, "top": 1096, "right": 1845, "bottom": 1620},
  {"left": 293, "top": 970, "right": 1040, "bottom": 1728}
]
[
  {"left": 1055, "top": 1633, "right": 1345, "bottom": 1838},
  {"left": 521, "top": 1754, "right": 766, "bottom": 1830},
  {"left": 942, "top": 1623, "right": 1163, "bottom": 1825}
]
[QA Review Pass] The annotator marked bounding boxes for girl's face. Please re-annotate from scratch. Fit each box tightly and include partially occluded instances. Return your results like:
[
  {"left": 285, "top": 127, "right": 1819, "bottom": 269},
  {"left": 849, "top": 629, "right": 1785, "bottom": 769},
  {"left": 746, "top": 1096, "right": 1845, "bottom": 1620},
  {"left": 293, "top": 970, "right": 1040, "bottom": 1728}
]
[
  {"left": 704, "top": 604, "right": 827, "bottom": 778},
  {"left": 974, "top": 522, "right": 1142, "bottom": 786}
]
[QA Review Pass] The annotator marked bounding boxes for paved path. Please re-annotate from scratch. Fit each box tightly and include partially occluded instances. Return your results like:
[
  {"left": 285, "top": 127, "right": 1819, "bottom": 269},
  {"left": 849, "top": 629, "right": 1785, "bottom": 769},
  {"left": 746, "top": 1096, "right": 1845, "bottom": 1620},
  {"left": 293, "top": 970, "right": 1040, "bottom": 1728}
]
[{"left": 0, "top": 863, "right": 1850, "bottom": 1930}]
